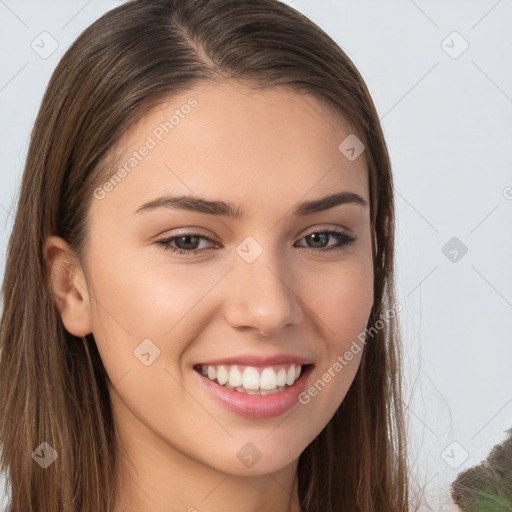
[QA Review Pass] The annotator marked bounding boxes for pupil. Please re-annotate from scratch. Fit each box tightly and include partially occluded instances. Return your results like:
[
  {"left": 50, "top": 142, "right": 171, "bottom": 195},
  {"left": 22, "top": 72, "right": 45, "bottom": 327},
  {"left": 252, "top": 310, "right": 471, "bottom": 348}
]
[
  {"left": 177, "top": 235, "right": 199, "bottom": 250},
  {"left": 308, "top": 232, "right": 327, "bottom": 248}
]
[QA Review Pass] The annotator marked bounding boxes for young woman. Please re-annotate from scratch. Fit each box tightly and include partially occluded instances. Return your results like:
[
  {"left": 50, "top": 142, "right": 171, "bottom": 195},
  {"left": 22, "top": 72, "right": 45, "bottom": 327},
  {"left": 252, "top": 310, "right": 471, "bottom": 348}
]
[{"left": 0, "top": 0, "right": 412, "bottom": 510}]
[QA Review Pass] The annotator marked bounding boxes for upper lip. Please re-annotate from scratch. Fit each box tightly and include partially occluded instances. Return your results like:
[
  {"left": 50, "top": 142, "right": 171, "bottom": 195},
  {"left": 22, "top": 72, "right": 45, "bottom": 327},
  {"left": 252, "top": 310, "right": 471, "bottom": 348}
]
[{"left": 195, "top": 353, "right": 314, "bottom": 367}]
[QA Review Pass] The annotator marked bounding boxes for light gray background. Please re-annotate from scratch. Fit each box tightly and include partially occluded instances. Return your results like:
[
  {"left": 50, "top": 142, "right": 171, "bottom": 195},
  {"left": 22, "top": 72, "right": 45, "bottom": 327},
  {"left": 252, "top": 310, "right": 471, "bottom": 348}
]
[{"left": 1, "top": 1, "right": 511, "bottom": 510}]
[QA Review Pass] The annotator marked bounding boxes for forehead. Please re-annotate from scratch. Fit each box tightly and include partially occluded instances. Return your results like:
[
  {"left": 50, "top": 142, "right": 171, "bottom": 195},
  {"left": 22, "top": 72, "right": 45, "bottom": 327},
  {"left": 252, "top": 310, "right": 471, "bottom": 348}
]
[{"left": 94, "top": 80, "right": 369, "bottom": 218}]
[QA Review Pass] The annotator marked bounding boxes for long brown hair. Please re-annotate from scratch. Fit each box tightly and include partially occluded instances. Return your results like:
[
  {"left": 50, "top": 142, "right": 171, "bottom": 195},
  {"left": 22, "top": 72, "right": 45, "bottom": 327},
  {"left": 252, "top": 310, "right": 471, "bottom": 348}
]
[{"left": 0, "top": 0, "right": 410, "bottom": 510}]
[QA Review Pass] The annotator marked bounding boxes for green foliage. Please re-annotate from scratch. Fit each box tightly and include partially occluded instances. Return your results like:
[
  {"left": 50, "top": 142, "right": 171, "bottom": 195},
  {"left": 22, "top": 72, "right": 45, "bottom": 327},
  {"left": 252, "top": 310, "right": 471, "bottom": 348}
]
[{"left": 451, "top": 428, "right": 512, "bottom": 512}]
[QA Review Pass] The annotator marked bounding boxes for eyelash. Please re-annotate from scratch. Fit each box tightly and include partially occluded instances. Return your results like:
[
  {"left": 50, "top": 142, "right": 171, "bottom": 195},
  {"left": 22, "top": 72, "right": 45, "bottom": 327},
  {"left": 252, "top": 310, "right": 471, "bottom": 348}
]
[{"left": 155, "top": 229, "right": 356, "bottom": 257}]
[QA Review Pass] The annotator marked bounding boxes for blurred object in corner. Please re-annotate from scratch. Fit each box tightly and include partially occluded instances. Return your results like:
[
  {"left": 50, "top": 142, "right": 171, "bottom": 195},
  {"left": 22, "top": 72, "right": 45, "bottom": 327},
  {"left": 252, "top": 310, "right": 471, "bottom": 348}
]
[{"left": 451, "top": 427, "right": 512, "bottom": 512}]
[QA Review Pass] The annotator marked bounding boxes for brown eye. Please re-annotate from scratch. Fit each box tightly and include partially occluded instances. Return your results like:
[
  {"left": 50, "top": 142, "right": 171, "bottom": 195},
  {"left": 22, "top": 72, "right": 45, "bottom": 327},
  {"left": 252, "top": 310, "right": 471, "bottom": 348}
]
[{"left": 155, "top": 233, "right": 217, "bottom": 256}]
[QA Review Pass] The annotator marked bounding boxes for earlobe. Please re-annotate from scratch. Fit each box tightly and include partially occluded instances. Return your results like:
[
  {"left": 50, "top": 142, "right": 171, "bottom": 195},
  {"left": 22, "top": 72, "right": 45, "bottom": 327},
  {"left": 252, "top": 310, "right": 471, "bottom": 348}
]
[{"left": 43, "top": 235, "right": 93, "bottom": 337}]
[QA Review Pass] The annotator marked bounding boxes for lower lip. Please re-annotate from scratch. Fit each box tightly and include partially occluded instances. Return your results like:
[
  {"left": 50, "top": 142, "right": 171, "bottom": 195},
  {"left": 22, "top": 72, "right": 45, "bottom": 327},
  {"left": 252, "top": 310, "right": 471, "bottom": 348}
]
[{"left": 194, "top": 365, "right": 314, "bottom": 419}]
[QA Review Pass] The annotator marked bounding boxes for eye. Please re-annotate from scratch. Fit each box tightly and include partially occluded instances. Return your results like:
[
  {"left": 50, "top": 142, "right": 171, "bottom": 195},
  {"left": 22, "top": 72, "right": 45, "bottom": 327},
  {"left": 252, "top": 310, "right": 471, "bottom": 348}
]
[
  {"left": 295, "top": 229, "right": 356, "bottom": 252},
  {"left": 155, "top": 229, "right": 356, "bottom": 257},
  {"left": 155, "top": 232, "right": 218, "bottom": 256}
]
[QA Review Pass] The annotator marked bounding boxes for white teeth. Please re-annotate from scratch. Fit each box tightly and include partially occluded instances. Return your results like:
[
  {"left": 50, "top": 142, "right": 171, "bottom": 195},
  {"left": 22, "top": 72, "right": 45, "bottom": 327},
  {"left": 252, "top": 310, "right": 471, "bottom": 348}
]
[
  {"left": 286, "top": 366, "right": 296, "bottom": 386},
  {"left": 228, "top": 367, "right": 243, "bottom": 388},
  {"left": 260, "top": 367, "right": 277, "bottom": 390},
  {"left": 198, "top": 363, "right": 305, "bottom": 393},
  {"left": 242, "top": 367, "right": 260, "bottom": 390},
  {"left": 276, "top": 368, "right": 287, "bottom": 387},
  {"left": 216, "top": 365, "right": 229, "bottom": 385}
]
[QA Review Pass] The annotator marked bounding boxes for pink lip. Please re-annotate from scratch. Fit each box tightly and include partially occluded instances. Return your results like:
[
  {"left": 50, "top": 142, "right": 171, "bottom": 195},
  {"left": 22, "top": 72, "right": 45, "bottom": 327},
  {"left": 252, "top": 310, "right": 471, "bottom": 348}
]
[
  {"left": 194, "top": 364, "right": 314, "bottom": 419},
  {"left": 196, "top": 353, "right": 313, "bottom": 367}
]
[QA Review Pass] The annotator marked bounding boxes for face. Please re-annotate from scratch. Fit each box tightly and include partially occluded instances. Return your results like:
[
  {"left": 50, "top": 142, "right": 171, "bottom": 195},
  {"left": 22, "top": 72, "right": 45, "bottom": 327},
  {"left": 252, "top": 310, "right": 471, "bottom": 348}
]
[{"left": 57, "top": 80, "right": 373, "bottom": 478}]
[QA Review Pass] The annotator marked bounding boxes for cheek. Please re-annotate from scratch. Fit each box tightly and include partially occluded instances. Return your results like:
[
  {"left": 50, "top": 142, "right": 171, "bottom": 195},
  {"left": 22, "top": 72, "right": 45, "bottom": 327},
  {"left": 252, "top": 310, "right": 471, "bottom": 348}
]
[
  {"left": 295, "top": 258, "right": 372, "bottom": 417},
  {"left": 84, "top": 251, "right": 206, "bottom": 427},
  {"left": 86, "top": 242, "right": 191, "bottom": 334},
  {"left": 303, "top": 257, "right": 374, "bottom": 346},
  {"left": 85, "top": 247, "right": 226, "bottom": 379}
]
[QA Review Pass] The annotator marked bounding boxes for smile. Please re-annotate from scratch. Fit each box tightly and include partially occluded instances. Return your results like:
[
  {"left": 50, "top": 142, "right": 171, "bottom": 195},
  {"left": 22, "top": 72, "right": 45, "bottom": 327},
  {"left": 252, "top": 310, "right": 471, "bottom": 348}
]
[
  {"left": 193, "top": 363, "right": 315, "bottom": 419},
  {"left": 194, "top": 363, "right": 303, "bottom": 395}
]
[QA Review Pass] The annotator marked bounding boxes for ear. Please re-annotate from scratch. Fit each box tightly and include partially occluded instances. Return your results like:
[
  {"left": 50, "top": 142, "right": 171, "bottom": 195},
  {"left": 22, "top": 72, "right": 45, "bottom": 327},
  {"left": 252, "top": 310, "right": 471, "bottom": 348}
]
[{"left": 43, "top": 235, "right": 93, "bottom": 337}]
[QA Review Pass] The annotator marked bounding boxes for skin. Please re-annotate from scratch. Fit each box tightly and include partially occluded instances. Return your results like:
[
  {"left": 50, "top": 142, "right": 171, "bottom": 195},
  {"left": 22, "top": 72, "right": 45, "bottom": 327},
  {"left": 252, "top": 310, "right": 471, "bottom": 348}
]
[{"left": 44, "top": 80, "right": 374, "bottom": 512}]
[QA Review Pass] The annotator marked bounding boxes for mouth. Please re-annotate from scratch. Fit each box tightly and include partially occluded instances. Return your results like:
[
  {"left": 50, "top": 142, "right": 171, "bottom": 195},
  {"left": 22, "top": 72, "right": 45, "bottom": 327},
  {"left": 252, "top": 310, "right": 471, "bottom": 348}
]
[
  {"left": 193, "top": 362, "right": 315, "bottom": 418},
  {"left": 193, "top": 362, "right": 314, "bottom": 396}
]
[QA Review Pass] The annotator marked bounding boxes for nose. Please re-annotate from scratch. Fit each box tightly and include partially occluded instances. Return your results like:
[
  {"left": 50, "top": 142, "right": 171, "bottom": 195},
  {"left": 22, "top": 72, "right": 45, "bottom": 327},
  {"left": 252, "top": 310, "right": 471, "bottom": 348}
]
[{"left": 222, "top": 244, "right": 303, "bottom": 337}]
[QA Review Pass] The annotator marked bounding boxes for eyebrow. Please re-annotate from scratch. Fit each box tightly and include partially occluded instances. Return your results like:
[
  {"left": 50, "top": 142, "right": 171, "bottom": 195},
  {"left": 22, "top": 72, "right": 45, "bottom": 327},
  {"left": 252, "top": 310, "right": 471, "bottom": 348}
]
[{"left": 134, "top": 191, "right": 368, "bottom": 219}]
